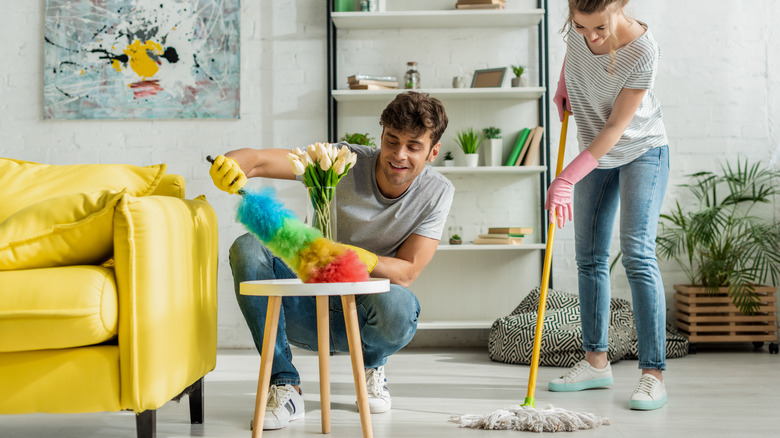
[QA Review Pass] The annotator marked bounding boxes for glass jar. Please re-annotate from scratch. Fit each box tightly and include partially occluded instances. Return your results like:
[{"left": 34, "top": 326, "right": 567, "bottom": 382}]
[{"left": 404, "top": 62, "right": 420, "bottom": 89}]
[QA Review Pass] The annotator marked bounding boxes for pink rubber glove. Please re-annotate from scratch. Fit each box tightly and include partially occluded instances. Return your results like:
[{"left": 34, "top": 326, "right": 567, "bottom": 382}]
[
  {"left": 553, "top": 61, "right": 573, "bottom": 122},
  {"left": 545, "top": 150, "right": 599, "bottom": 228}
]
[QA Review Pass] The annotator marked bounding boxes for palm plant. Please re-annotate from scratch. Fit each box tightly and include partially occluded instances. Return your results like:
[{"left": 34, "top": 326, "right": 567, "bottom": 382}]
[{"left": 656, "top": 158, "right": 780, "bottom": 315}]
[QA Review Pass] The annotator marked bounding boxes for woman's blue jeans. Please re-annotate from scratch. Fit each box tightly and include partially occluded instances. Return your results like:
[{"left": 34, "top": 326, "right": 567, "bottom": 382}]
[
  {"left": 573, "top": 146, "right": 669, "bottom": 370},
  {"left": 229, "top": 233, "right": 421, "bottom": 386}
]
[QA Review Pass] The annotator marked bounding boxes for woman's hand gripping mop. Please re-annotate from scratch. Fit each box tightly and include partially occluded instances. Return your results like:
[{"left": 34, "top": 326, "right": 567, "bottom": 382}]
[{"left": 450, "top": 109, "right": 610, "bottom": 432}]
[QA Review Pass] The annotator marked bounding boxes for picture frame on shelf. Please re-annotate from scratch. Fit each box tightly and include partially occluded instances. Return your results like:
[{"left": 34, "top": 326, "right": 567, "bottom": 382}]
[{"left": 471, "top": 67, "right": 507, "bottom": 88}]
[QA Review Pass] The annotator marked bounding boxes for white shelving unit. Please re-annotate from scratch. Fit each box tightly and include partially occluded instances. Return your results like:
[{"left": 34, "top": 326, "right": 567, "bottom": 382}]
[{"left": 327, "top": 1, "right": 551, "bottom": 331}]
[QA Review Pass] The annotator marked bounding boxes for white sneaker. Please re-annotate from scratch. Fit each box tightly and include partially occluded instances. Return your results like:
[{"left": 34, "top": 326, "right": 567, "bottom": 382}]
[
  {"left": 364, "top": 366, "right": 392, "bottom": 413},
  {"left": 630, "top": 374, "right": 667, "bottom": 410},
  {"left": 263, "top": 384, "right": 305, "bottom": 430},
  {"left": 548, "top": 359, "right": 614, "bottom": 392}
]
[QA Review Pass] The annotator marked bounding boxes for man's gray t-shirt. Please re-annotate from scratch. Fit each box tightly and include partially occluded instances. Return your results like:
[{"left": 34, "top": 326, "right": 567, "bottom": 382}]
[{"left": 331, "top": 143, "right": 454, "bottom": 257}]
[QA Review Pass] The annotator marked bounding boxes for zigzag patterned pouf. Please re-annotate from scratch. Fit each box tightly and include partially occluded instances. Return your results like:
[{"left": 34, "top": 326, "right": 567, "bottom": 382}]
[{"left": 488, "top": 288, "right": 689, "bottom": 368}]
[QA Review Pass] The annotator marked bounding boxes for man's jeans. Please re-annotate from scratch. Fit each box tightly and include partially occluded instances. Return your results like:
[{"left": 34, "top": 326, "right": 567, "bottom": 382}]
[
  {"left": 573, "top": 146, "right": 670, "bottom": 370},
  {"left": 229, "top": 233, "right": 420, "bottom": 385}
]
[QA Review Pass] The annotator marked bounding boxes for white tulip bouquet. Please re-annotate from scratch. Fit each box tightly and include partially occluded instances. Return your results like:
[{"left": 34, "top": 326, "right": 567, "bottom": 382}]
[{"left": 286, "top": 142, "right": 357, "bottom": 240}]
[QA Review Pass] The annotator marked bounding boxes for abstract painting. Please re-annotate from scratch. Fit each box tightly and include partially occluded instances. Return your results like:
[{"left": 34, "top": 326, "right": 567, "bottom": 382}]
[{"left": 44, "top": 0, "right": 240, "bottom": 119}]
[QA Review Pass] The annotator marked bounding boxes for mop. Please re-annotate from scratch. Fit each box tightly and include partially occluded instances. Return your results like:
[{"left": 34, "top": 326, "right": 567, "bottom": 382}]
[
  {"left": 450, "top": 110, "right": 610, "bottom": 432},
  {"left": 206, "top": 156, "right": 370, "bottom": 283}
]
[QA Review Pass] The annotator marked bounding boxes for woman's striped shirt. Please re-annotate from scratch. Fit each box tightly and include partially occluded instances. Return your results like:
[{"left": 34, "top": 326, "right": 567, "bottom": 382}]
[{"left": 565, "top": 23, "right": 668, "bottom": 168}]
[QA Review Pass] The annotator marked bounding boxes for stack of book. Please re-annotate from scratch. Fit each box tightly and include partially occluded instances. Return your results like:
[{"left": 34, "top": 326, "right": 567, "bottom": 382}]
[
  {"left": 348, "top": 74, "right": 398, "bottom": 90},
  {"left": 503, "top": 126, "right": 544, "bottom": 166},
  {"left": 456, "top": 0, "right": 506, "bottom": 10},
  {"left": 473, "top": 227, "right": 533, "bottom": 245}
]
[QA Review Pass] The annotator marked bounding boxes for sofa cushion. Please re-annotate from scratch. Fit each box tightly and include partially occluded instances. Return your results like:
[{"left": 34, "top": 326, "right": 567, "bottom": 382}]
[
  {"left": 0, "top": 158, "right": 166, "bottom": 222},
  {"left": 0, "top": 190, "right": 125, "bottom": 270},
  {"left": 0, "top": 266, "right": 119, "bottom": 353}
]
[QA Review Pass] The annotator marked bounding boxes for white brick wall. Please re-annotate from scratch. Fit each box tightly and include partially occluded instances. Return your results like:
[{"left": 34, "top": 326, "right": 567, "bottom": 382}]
[{"left": 1, "top": 1, "right": 777, "bottom": 348}]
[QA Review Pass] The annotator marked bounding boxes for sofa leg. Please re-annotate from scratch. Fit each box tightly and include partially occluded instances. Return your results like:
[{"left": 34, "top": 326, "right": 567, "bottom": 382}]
[
  {"left": 136, "top": 409, "right": 156, "bottom": 438},
  {"left": 189, "top": 377, "right": 204, "bottom": 424}
]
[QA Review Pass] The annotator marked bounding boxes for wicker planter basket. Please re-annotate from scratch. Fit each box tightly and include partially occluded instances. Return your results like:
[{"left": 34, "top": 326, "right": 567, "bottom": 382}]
[{"left": 673, "top": 284, "right": 778, "bottom": 353}]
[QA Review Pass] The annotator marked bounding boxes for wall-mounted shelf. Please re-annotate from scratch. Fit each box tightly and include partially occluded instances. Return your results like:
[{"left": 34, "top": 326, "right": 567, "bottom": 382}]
[
  {"left": 332, "top": 9, "right": 545, "bottom": 29},
  {"left": 418, "top": 321, "right": 495, "bottom": 330},
  {"left": 437, "top": 243, "right": 546, "bottom": 251},
  {"left": 332, "top": 87, "right": 546, "bottom": 103},
  {"left": 434, "top": 165, "right": 546, "bottom": 175}
]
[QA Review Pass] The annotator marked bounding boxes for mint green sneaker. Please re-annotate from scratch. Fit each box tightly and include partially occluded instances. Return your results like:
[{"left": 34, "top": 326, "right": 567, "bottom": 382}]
[
  {"left": 548, "top": 360, "right": 614, "bottom": 392},
  {"left": 629, "top": 375, "right": 667, "bottom": 410}
]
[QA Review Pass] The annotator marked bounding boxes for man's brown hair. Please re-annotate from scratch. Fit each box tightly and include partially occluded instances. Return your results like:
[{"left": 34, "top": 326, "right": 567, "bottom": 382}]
[{"left": 380, "top": 91, "right": 449, "bottom": 147}]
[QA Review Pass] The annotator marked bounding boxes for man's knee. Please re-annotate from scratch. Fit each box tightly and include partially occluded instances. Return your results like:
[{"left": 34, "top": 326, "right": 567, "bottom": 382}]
[
  {"left": 229, "top": 233, "right": 265, "bottom": 263},
  {"left": 369, "top": 287, "right": 420, "bottom": 342}
]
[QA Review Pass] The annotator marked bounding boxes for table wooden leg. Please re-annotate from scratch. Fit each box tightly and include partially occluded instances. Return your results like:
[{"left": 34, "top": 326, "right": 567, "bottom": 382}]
[
  {"left": 252, "top": 296, "right": 282, "bottom": 438},
  {"left": 316, "top": 296, "right": 331, "bottom": 434},
  {"left": 341, "top": 295, "right": 373, "bottom": 438}
]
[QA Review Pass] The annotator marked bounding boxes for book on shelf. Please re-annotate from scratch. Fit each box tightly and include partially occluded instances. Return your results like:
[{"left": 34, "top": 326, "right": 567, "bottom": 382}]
[
  {"left": 473, "top": 236, "right": 523, "bottom": 245},
  {"left": 512, "top": 127, "right": 536, "bottom": 165},
  {"left": 349, "top": 79, "right": 399, "bottom": 88},
  {"left": 520, "top": 126, "right": 545, "bottom": 166},
  {"left": 488, "top": 226, "right": 533, "bottom": 235},
  {"left": 456, "top": 3, "right": 505, "bottom": 9},
  {"left": 347, "top": 74, "right": 397, "bottom": 83},
  {"left": 478, "top": 233, "right": 525, "bottom": 239},
  {"left": 349, "top": 84, "right": 397, "bottom": 90},
  {"left": 504, "top": 128, "right": 531, "bottom": 166}
]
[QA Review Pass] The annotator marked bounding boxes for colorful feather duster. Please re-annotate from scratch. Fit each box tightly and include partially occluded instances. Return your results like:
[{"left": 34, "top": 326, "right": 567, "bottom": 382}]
[{"left": 236, "top": 187, "right": 369, "bottom": 283}]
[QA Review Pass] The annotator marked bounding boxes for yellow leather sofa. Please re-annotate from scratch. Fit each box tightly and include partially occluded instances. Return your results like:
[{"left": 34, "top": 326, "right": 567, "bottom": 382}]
[{"left": 0, "top": 158, "right": 219, "bottom": 437}]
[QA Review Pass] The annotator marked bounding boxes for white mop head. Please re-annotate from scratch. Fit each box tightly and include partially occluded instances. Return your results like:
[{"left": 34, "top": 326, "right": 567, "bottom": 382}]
[{"left": 450, "top": 404, "right": 610, "bottom": 433}]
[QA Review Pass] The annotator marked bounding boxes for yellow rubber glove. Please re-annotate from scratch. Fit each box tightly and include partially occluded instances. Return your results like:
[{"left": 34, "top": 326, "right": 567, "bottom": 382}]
[
  {"left": 209, "top": 155, "right": 247, "bottom": 195},
  {"left": 343, "top": 244, "right": 378, "bottom": 273}
]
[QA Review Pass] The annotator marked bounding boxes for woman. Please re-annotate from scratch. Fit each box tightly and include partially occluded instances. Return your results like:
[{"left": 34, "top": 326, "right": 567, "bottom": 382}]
[{"left": 545, "top": 0, "right": 670, "bottom": 411}]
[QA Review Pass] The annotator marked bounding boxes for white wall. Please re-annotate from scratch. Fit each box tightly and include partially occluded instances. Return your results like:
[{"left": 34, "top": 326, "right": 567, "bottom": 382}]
[{"left": 1, "top": 1, "right": 778, "bottom": 348}]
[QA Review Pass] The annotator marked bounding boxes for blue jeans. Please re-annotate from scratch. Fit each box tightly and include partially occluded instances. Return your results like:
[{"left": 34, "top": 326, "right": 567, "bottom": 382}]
[
  {"left": 573, "top": 146, "right": 669, "bottom": 370},
  {"left": 229, "top": 233, "right": 421, "bottom": 386}
]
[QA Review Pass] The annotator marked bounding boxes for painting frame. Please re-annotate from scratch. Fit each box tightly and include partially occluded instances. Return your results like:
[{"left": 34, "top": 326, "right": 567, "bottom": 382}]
[
  {"left": 43, "top": 0, "right": 241, "bottom": 120},
  {"left": 470, "top": 67, "right": 507, "bottom": 88}
]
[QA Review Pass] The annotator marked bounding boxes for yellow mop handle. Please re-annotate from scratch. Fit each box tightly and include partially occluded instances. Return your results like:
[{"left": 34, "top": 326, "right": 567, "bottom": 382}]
[{"left": 523, "top": 110, "right": 569, "bottom": 407}]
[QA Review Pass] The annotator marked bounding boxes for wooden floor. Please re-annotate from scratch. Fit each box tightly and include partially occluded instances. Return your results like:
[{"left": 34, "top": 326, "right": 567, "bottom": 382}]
[{"left": 2, "top": 344, "right": 779, "bottom": 437}]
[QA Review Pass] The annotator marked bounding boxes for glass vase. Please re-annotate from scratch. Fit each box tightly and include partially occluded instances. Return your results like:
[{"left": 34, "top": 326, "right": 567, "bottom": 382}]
[{"left": 307, "top": 186, "right": 337, "bottom": 241}]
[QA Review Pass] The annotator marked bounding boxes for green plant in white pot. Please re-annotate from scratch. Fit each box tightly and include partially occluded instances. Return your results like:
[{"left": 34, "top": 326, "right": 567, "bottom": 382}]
[
  {"left": 482, "top": 126, "right": 502, "bottom": 167},
  {"left": 455, "top": 128, "right": 482, "bottom": 167}
]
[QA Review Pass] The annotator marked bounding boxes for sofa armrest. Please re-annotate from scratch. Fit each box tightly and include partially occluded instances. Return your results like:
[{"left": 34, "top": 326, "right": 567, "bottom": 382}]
[{"left": 112, "top": 194, "right": 218, "bottom": 411}]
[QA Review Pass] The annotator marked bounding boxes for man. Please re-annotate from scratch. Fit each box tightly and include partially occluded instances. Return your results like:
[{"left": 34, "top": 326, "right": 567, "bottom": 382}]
[{"left": 209, "top": 91, "right": 454, "bottom": 430}]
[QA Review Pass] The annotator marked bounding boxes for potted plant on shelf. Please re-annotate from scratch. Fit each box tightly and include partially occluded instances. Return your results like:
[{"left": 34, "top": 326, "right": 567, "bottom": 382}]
[
  {"left": 443, "top": 151, "right": 455, "bottom": 167},
  {"left": 448, "top": 225, "right": 463, "bottom": 245},
  {"left": 511, "top": 64, "right": 527, "bottom": 87},
  {"left": 455, "top": 128, "right": 481, "bottom": 167},
  {"left": 482, "top": 126, "right": 502, "bottom": 167},
  {"left": 656, "top": 158, "right": 780, "bottom": 353},
  {"left": 340, "top": 132, "right": 377, "bottom": 147}
]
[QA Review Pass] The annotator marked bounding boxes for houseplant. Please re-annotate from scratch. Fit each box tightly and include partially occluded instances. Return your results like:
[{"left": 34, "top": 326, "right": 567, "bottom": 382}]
[
  {"left": 482, "top": 126, "right": 502, "bottom": 167},
  {"left": 656, "top": 159, "right": 780, "bottom": 351},
  {"left": 455, "top": 128, "right": 482, "bottom": 167},
  {"left": 340, "top": 132, "right": 376, "bottom": 148},
  {"left": 443, "top": 151, "right": 455, "bottom": 167},
  {"left": 511, "top": 64, "right": 527, "bottom": 87}
]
